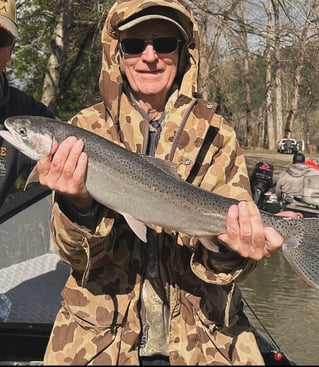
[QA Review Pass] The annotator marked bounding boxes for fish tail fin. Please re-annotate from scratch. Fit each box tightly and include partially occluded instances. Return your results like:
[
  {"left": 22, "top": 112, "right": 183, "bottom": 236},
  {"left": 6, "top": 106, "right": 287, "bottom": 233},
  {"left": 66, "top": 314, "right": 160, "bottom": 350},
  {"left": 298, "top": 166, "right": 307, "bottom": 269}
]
[{"left": 281, "top": 219, "right": 319, "bottom": 289}]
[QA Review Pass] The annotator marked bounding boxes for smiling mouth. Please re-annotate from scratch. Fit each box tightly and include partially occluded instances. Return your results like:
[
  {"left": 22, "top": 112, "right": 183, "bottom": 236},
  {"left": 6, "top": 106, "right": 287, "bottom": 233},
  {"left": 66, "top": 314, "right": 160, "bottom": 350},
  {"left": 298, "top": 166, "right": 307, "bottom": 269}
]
[{"left": 139, "top": 69, "right": 163, "bottom": 73}]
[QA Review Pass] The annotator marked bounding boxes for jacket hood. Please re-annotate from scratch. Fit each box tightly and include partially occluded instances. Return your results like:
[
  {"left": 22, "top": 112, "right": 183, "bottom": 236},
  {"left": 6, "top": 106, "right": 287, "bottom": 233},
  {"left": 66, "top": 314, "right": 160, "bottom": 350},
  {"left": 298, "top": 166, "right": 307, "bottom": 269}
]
[
  {"left": 286, "top": 163, "right": 314, "bottom": 177},
  {"left": 99, "top": 0, "right": 200, "bottom": 114}
]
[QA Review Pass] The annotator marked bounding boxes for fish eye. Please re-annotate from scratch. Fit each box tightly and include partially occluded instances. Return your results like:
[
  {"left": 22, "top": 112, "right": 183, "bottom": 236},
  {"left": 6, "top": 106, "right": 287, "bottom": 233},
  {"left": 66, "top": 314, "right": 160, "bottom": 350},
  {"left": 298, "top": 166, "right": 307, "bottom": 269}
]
[{"left": 18, "top": 127, "right": 27, "bottom": 136}]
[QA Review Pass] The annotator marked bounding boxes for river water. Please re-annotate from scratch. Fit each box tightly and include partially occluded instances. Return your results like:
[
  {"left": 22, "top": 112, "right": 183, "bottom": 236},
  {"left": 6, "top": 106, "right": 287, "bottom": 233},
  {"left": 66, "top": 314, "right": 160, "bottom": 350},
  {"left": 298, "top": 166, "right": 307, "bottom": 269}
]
[{"left": 239, "top": 251, "right": 319, "bottom": 366}]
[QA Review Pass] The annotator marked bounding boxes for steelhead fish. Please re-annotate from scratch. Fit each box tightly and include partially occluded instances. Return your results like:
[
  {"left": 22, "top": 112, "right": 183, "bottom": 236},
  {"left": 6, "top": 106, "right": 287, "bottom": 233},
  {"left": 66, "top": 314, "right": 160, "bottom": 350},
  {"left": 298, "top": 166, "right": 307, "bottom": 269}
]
[{"left": 1, "top": 116, "right": 319, "bottom": 290}]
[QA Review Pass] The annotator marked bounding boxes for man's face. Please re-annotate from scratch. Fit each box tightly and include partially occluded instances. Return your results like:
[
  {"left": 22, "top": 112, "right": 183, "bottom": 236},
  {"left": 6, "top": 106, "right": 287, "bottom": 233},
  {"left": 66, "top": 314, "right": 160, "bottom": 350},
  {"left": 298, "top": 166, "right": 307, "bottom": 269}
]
[
  {"left": 0, "top": 27, "right": 14, "bottom": 73},
  {"left": 119, "top": 19, "right": 181, "bottom": 101}
]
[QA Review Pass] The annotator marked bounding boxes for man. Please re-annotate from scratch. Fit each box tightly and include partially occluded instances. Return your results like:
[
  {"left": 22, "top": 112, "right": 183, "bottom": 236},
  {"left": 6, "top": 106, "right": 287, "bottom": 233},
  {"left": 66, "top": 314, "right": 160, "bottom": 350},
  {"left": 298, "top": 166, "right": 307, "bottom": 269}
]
[
  {"left": 276, "top": 152, "right": 318, "bottom": 202},
  {"left": 39, "top": 0, "right": 299, "bottom": 365},
  {"left": 0, "top": 0, "right": 55, "bottom": 207}
]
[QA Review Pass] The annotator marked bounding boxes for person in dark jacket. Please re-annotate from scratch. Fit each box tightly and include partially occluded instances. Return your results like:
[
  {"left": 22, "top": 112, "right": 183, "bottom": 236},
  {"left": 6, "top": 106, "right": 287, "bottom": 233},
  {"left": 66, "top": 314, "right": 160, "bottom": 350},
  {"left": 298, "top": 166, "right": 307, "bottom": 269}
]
[{"left": 0, "top": 0, "right": 55, "bottom": 207}]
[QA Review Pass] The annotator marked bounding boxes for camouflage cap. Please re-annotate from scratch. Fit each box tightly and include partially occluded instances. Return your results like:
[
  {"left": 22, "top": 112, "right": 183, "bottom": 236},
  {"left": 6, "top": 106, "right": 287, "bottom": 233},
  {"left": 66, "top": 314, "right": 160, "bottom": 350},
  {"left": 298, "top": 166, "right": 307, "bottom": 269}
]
[{"left": 0, "top": 0, "right": 18, "bottom": 37}]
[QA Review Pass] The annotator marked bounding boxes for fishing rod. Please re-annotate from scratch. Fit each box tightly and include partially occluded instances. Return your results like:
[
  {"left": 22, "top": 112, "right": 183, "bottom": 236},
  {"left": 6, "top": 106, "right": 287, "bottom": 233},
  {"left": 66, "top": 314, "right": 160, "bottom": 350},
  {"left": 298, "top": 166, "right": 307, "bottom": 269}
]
[{"left": 242, "top": 296, "right": 295, "bottom": 365}]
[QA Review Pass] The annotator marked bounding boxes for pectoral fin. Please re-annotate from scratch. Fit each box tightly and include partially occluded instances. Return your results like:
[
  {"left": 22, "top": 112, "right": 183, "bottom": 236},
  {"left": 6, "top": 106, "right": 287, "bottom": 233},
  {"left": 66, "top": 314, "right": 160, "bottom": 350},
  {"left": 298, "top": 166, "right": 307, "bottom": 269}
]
[
  {"left": 24, "top": 165, "right": 40, "bottom": 190},
  {"left": 123, "top": 213, "right": 147, "bottom": 242}
]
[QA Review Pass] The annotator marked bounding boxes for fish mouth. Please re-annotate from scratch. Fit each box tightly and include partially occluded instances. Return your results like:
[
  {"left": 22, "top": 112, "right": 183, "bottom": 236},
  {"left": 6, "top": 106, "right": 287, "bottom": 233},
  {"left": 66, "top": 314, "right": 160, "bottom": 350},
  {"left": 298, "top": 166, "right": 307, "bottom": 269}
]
[
  {"left": 0, "top": 122, "right": 52, "bottom": 161},
  {"left": 0, "top": 129, "right": 21, "bottom": 148}
]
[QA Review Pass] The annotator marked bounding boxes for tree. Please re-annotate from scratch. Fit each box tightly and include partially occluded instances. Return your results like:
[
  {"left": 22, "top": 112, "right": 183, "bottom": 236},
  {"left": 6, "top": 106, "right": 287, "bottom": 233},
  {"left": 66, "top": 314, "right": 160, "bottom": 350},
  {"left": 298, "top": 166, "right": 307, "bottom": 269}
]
[
  {"left": 190, "top": 0, "right": 319, "bottom": 149},
  {"left": 283, "top": 0, "right": 319, "bottom": 139},
  {"left": 272, "top": 0, "right": 283, "bottom": 143},
  {"left": 265, "top": 0, "right": 275, "bottom": 150},
  {"left": 9, "top": 0, "right": 114, "bottom": 120},
  {"left": 41, "top": 0, "right": 72, "bottom": 111},
  {"left": 8, "top": 0, "right": 319, "bottom": 149}
]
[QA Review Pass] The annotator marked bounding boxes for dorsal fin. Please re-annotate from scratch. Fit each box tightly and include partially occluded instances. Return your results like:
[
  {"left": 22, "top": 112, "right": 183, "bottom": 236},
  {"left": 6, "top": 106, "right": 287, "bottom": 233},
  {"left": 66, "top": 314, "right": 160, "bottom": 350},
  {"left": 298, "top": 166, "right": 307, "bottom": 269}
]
[{"left": 142, "top": 155, "right": 179, "bottom": 177}]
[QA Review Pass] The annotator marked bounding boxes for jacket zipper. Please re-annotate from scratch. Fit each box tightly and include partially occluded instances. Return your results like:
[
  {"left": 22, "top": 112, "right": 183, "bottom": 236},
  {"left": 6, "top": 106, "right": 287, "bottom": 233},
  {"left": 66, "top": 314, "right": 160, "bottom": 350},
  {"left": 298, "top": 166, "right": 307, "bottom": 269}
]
[{"left": 168, "top": 98, "right": 198, "bottom": 162}]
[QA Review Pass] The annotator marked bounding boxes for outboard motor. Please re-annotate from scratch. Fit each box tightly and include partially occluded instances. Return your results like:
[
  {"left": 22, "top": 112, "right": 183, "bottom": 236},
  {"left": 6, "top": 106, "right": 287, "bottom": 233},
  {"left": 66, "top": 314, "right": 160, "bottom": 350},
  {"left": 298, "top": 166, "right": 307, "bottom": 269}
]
[{"left": 250, "top": 162, "right": 274, "bottom": 209}]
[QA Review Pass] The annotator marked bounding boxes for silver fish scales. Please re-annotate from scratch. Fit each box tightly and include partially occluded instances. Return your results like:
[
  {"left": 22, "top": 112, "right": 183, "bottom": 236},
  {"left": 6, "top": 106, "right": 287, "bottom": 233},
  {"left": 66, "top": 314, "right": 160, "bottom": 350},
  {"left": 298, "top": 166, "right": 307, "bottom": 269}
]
[{"left": 1, "top": 116, "right": 319, "bottom": 290}]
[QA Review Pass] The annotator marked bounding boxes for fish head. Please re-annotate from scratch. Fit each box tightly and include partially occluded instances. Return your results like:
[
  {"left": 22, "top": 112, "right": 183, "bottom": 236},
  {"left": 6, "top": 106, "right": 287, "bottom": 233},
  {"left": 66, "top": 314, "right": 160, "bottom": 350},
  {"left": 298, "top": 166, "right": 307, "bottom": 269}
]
[{"left": 0, "top": 116, "right": 53, "bottom": 161}]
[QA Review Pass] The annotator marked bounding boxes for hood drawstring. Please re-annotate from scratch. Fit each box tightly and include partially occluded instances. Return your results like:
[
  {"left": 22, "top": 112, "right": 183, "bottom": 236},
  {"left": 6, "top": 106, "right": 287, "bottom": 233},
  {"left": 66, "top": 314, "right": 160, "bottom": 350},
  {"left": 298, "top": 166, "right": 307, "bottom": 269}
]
[
  {"left": 118, "top": 82, "right": 166, "bottom": 156},
  {"left": 114, "top": 83, "right": 125, "bottom": 143}
]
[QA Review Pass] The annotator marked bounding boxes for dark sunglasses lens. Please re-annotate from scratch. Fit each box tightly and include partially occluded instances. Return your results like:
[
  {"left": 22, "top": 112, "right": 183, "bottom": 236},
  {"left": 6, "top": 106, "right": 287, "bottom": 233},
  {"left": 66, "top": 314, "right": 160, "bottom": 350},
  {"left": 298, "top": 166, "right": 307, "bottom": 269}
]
[
  {"left": 121, "top": 38, "right": 145, "bottom": 54},
  {"left": 0, "top": 30, "right": 14, "bottom": 48},
  {"left": 121, "top": 37, "right": 179, "bottom": 55},
  {"left": 153, "top": 37, "right": 178, "bottom": 53}
]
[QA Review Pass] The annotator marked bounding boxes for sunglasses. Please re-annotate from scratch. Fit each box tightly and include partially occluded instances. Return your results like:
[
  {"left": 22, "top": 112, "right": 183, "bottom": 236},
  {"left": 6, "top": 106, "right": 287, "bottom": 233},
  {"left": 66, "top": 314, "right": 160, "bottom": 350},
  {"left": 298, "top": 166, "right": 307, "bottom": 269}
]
[
  {"left": 120, "top": 37, "right": 181, "bottom": 55},
  {"left": 0, "top": 29, "right": 15, "bottom": 48}
]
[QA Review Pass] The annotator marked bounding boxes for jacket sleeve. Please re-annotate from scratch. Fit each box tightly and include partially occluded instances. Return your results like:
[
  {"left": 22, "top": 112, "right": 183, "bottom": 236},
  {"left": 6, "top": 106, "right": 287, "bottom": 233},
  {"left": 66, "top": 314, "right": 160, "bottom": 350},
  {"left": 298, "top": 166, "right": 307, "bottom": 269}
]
[
  {"left": 179, "top": 115, "right": 257, "bottom": 284},
  {"left": 50, "top": 193, "right": 116, "bottom": 282}
]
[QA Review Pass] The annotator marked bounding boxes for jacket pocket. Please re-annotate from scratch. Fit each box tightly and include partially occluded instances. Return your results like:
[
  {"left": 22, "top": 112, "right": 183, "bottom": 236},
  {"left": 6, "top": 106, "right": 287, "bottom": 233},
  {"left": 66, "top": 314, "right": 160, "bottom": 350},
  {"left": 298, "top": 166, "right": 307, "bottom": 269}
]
[{"left": 61, "top": 274, "right": 134, "bottom": 332}]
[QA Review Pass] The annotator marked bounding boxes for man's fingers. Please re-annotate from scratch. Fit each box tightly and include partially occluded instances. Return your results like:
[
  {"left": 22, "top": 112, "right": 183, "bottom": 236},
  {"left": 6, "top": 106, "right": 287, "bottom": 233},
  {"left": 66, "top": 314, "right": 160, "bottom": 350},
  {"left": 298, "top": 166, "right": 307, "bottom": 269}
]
[
  {"left": 218, "top": 201, "right": 268, "bottom": 259},
  {"left": 238, "top": 201, "right": 252, "bottom": 247},
  {"left": 37, "top": 140, "right": 59, "bottom": 186},
  {"left": 50, "top": 137, "right": 78, "bottom": 175},
  {"left": 247, "top": 201, "right": 265, "bottom": 258},
  {"left": 36, "top": 137, "right": 86, "bottom": 192},
  {"left": 72, "top": 152, "right": 88, "bottom": 189},
  {"left": 60, "top": 139, "right": 85, "bottom": 180}
]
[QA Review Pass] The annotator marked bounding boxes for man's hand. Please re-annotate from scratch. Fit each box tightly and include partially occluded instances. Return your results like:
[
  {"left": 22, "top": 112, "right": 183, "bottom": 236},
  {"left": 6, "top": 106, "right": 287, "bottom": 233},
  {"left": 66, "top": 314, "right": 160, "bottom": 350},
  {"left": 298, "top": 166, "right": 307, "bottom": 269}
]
[
  {"left": 216, "top": 202, "right": 302, "bottom": 260},
  {"left": 37, "top": 136, "right": 94, "bottom": 211}
]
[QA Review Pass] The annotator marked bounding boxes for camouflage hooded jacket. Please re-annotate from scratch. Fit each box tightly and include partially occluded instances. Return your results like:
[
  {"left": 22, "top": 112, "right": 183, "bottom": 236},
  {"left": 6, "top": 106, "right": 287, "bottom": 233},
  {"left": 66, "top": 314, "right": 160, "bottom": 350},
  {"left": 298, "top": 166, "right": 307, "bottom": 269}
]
[{"left": 45, "top": 0, "right": 264, "bottom": 365}]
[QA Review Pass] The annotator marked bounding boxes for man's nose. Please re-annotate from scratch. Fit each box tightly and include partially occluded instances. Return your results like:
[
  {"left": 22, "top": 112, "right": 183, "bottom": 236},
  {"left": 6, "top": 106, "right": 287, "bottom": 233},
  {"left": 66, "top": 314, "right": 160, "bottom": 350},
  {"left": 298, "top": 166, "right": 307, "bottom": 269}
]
[{"left": 141, "top": 44, "right": 159, "bottom": 61}]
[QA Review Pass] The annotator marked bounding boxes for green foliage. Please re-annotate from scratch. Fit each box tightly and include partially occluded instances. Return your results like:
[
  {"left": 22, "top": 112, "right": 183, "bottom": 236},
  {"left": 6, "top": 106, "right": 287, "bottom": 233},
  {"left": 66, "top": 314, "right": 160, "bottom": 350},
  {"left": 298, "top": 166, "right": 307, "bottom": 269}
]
[
  {"left": 6, "top": 0, "right": 319, "bottom": 149},
  {"left": 53, "top": 0, "right": 113, "bottom": 119},
  {"left": 8, "top": 1, "right": 48, "bottom": 95},
  {"left": 209, "top": 55, "right": 267, "bottom": 124},
  {"left": 8, "top": 0, "right": 115, "bottom": 120}
]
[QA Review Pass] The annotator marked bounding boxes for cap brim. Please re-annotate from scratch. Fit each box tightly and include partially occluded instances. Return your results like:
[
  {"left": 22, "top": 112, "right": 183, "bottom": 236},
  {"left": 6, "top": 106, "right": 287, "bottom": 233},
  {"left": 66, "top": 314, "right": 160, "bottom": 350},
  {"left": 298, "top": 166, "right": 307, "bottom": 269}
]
[
  {"left": 118, "top": 14, "right": 188, "bottom": 40},
  {"left": 0, "top": 15, "right": 18, "bottom": 37}
]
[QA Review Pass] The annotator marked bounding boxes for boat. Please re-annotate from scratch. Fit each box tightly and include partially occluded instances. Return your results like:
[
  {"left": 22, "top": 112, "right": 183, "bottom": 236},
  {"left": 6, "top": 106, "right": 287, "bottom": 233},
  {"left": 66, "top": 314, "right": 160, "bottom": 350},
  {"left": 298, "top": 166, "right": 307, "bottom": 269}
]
[{"left": 0, "top": 184, "right": 295, "bottom": 365}]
